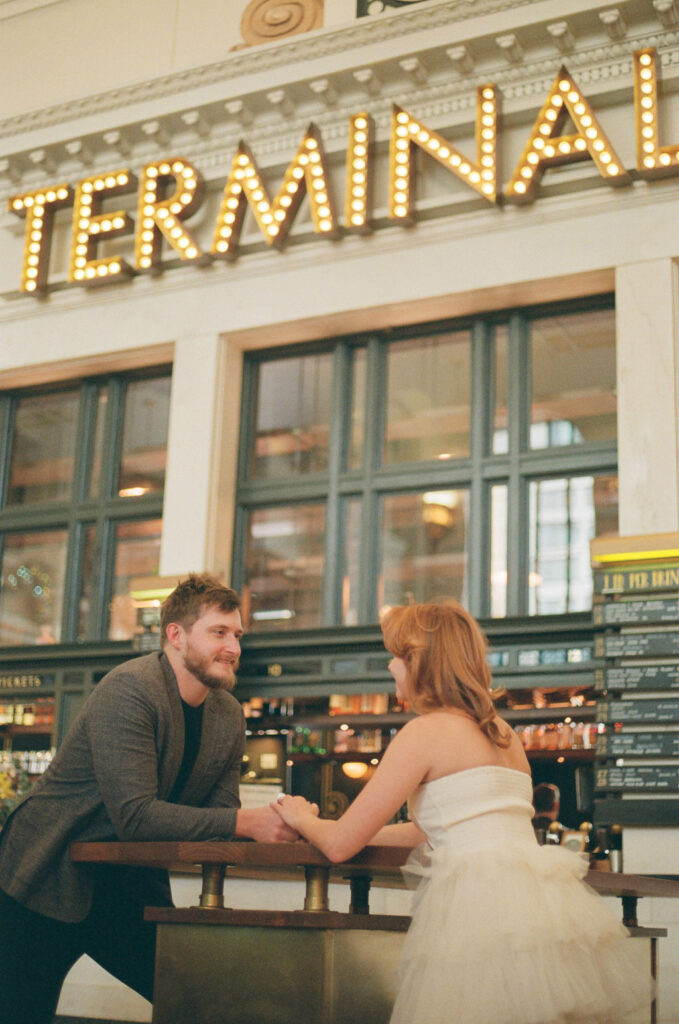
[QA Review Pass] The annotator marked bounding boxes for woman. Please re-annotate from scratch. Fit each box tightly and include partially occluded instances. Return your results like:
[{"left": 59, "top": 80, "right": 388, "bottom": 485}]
[{"left": 273, "top": 600, "right": 648, "bottom": 1024}]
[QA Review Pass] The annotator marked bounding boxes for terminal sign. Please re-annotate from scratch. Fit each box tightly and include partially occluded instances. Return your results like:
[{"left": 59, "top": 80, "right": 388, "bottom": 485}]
[{"left": 7, "top": 48, "right": 678, "bottom": 295}]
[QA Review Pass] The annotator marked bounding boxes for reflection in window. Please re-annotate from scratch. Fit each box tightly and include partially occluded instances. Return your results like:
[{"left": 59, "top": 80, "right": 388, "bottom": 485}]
[
  {"left": 88, "top": 388, "right": 108, "bottom": 499},
  {"left": 243, "top": 504, "right": 326, "bottom": 630},
  {"left": 76, "top": 525, "right": 97, "bottom": 642},
  {"left": 348, "top": 348, "right": 367, "bottom": 470},
  {"left": 7, "top": 391, "right": 78, "bottom": 505},
  {"left": 380, "top": 489, "right": 469, "bottom": 612},
  {"left": 0, "top": 371, "right": 170, "bottom": 646},
  {"left": 529, "top": 475, "right": 618, "bottom": 614},
  {"left": 490, "top": 484, "right": 508, "bottom": 617},
  {"left": 530, "top": 309, "right": 616, "bottom": 449},
  {"left": 0, "top": 529, "right": 67, "bottom": 645},
  {"left": 385, "top": 332, "right": 471, "bottom": 463},
  {"left": 492, "top": 325, "right": 509, "bottom": 455},
  {"left": 250, "top": 354, "right": 332, "bottom": 479},
  {"left": 342, "top": 498, "right": 361, "bottom": 625},
  {"left": 108, "top": 519, "right": 162, "bottom": 640},
  {"left": 118, "top": 378, "right": 171, "bottom": 497},
  {"left": 237, "top": 302, "right": 617, "bottom": 625}
]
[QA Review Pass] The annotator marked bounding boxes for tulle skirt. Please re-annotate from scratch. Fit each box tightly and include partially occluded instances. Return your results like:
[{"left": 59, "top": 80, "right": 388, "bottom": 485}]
[{"left": 390, "top": 841, "right": 650, "bottom": 1024}]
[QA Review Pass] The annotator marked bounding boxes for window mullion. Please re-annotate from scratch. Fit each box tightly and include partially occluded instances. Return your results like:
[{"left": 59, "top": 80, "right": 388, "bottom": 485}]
[
  {"left": 100, "top": 377, "right": 125, "bottom": 501},
  {"left": 467, "top": 319, "right": 491, "bottom": 617},
  {"left": 322, "top": 343, "right": 351, "bottom": 625},
  {"left": 61, "top": 383, "right": 99, "bottom": 642},
  {"left": 61, "top": 518, "right": 84, "bottom": 642},
  {"left": 236, "top": 356, "right": 259, "bottom": 487},
  {"left": 506, "top": 313, "right": 530, "bottom": 617},
  {"left": 358, "top": 336, "right": 384, "bottom": 623},
  {"left": 0, "top": 395, "right": 13, "bottom": 507},
  {"left": 73, "top": 381, "right": 98, "bottom": 502},
  {"left": 91, "top": 515, "right": 116, "bottom": 639}
]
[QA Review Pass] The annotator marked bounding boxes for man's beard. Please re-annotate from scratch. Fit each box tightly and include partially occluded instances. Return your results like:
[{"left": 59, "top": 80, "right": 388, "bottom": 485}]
[{"left": 183, "top": 643, "right": 238, "bottom": 691}]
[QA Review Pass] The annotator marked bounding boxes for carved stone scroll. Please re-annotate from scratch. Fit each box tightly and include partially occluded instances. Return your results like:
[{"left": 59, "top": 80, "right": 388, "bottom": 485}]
[{"left": 240, "top": 0, "right": 323, "bottom": 46}]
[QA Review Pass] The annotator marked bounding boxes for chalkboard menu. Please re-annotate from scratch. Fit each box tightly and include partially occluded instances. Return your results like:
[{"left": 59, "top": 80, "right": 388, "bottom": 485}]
[{"left": 593, "top": 559, "right": 679, "bottom": 826}]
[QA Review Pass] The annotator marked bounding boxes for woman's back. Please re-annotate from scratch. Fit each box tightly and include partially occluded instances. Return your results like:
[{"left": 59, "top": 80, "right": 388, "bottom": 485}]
[{"left": 406, "top": 710, "right": 530, "bottom": 786}]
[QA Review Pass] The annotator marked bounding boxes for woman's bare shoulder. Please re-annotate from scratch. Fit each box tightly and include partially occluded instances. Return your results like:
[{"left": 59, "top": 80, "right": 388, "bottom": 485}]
[{"left": 404, "top": 709, "right": 484, "bottom": 740}]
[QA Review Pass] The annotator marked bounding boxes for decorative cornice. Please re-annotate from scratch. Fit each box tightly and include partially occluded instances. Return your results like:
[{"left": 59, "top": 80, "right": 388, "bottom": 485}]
[
  {"left": 1, "top": 0, "right": 677, "bottom": 195},
  {"left": 158, "top": 27, "right": 679, "bottom": 174},
  {"left": 0, "top": 0, "right": 538, "bottom": 141}
]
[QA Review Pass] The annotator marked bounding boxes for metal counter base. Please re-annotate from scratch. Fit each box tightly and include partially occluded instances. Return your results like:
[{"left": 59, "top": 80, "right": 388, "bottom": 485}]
[{"left": 147, "top": 908, "right": 410, "bottom": 1024}]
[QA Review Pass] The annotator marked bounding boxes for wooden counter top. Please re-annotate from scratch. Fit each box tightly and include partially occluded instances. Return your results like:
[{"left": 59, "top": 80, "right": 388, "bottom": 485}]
[
  {"left": 68, "top": 840, "right": 679, "bottom": 893},
  {"left": 70, "top": 840, "right": 409, "bottom": 872},
  {"left": 70, "top": 839, "right": 679, "bottom": 925}
]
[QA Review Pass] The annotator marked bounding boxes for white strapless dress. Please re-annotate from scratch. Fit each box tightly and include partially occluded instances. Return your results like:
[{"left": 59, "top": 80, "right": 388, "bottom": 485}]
[{"left": 390, "top": 765, "right": 649, "bottom": 1024}]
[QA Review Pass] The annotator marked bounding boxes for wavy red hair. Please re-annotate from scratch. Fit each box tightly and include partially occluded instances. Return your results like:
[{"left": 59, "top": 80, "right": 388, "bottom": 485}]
[{"left": 381, "top": 599, "right": 510, "bottom": 748}]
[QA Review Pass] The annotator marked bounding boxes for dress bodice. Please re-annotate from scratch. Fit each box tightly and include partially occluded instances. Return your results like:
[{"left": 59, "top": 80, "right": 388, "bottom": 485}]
[{"left": 409, "top": 765, "right": 536, "bottom": 851}]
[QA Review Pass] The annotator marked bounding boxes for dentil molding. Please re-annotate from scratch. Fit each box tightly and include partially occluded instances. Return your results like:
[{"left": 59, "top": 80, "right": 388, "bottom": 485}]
[
  {"left": 0, "top": 0, "right": 587, "bottom": 140},
  {"left": 0, "top": 0, "right": 676, "bottom": 192}
]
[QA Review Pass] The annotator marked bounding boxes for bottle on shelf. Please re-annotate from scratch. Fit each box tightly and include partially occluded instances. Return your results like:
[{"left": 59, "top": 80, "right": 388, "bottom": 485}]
[
  {"left": 608, "top": 824, "right": 623, "bottom": 873},
  {"left": 589, "top": 827, "right": 611, "bottom": 871}
]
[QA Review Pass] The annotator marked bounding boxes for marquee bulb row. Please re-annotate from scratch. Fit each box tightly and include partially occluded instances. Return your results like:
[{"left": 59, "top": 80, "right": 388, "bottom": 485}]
[{"left": 8, "top": 49, "right": 677, "bottom": 294}]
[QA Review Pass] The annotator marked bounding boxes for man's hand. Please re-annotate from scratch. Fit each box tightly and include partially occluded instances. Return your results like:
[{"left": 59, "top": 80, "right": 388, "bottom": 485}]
[{"left": 234, "top": 804, "right": 300, "bottom": 842}]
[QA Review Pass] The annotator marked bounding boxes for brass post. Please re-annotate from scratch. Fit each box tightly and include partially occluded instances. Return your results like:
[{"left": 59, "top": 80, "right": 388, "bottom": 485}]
[
  {"left": 304, "top": 865, "right": 330, "bottom": 912},
  {"left": 199, "top": 863, "right": 226, "bottom": 908}
]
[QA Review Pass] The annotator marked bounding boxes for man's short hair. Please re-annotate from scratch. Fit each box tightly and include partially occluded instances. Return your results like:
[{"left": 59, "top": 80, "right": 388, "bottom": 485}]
[
  {"left": 160, "top": 573, "right": 241, "bottom": 644},
  {"left": 533, "top": 782, "right": 560, "bottom": 815}
]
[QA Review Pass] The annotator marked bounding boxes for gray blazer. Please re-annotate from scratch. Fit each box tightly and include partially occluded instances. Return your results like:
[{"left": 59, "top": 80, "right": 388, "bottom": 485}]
[{"left": 0, "top": 651, "right": 245, "bottom": 922}]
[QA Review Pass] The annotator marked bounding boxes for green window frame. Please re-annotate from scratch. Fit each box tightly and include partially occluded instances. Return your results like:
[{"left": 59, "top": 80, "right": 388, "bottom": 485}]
[
  {"left": 0, "top": 368, "right": 171, "bottom": 646},
  {"left": 233, "top": 297, "right": 617, "bottom": 629}
]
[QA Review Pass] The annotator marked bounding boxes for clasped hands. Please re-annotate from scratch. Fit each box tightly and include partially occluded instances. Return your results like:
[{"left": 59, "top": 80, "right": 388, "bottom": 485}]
[{"left": 271, "top": 792, "right": 319, "bottom": 833}]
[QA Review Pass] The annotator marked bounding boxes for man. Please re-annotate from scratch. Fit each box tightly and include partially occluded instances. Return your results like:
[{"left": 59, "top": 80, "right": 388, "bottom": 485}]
[
  {"left": 532, "top": 782, "right": 561, "bottom": 839},
  {"left": 0, "top": 573, "right": 299, "bottom": 1024}
]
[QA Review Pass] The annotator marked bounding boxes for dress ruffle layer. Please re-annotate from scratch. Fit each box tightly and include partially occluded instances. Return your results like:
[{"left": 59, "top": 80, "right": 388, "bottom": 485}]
[{"left": 391, "top": 769, "right": 650, "bottom": 1024}]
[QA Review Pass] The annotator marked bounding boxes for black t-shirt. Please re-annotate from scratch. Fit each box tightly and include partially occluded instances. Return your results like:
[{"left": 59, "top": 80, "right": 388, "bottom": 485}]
[{"left": 167, "top": 698, "right": 204, "bottom": 803}]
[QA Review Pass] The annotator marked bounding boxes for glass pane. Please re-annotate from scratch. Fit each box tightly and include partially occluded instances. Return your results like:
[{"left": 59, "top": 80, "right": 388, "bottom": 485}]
[
  {"left": 380, "top": 488, "right": 469, "bottom": 613},
  {"left": 109, "top": 519, "right": 162, "bottom": 640},
  {"left": 492, "top": 325, "right": 509, "bottom": 455},
  {"left": 7, "top": 390, "right": 78, "bottom": 505},
  {"left": 118, "top": 377, "right": 171, "bottom": 497},
  {"left": 490, "top": 484, "right": 508, "bottom": 617},
  {"left": 250, "top": 354, "right": 332, "bottom": 479},
  {"left": 348, "top": 348, "right": 366, "bottom": 470},
  {"left": 88, "top": 387, "right": 108, "bottom": 498},
  {"left": 76, "top": 525, "right": 97, "bottom": 642},
  {"left": 342, "top": 498, "right": 361, "bottom": 625},
  {"left": 243, "top": 504, "right": 326, "bottom": 630},
  {"left": 0, "top": 529, "right": 68, "bottom": 645},
  {"left": 385, "top": 331, "right": 471, "bottom": 464},
  {"left": 530, "top": 309, "right": 616, "bottom": 449},
  {"left": 529, "top": 475, "right": 618, "bottom": 614}
]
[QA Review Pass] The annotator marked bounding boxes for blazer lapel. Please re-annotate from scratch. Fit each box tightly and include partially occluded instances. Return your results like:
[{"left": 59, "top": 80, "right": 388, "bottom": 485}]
[{"left": 158, "top": 652, "right": 186, "bottom": 799}]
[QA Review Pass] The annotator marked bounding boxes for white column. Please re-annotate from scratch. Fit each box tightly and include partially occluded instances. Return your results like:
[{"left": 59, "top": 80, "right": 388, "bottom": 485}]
[
  {"left": 615, "top": 259, "right": 679, "bottom": 535},
  {"left": 616, "top": 260, "right": 679, "bottom": 1024},
  {"left": 159, "top": 333, "right": 241, "bottom": 580}
]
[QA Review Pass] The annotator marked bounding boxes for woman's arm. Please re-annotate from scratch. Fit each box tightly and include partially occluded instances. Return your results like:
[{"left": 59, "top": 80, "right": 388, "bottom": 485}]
[
  {"left": 367, "top": 821, "right": 425, "bottom": 846},
  {"left": 274, "top": 718, "right": 432, "bottom": 862}
]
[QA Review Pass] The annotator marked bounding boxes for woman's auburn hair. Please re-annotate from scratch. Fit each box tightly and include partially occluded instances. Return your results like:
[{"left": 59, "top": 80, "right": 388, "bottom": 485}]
[{"left": 381, "top": 599, "right": 510, "bottom": 749}]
